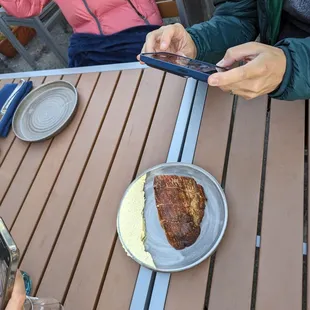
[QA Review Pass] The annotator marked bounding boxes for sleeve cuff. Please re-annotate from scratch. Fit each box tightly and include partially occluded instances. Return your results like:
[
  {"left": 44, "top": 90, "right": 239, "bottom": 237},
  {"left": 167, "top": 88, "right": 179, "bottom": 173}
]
[
  {"left": 269, "top": 45, "right": 293, "bottom": 99},
  {"left": 187, "top": 28, "right": 202, "bottom": 60}
]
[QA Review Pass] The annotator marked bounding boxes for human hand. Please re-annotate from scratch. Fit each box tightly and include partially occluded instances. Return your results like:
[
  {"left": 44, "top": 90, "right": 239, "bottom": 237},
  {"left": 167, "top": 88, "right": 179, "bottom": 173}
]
[
  {"left": 5, "top": 271, "right": 26, "bottom": 310},
  {"left": 138, "top": 23, "right": 197, "bottom": 62},
  {"left": 208, "top": 42, "right": 287, "bottom": 100}
]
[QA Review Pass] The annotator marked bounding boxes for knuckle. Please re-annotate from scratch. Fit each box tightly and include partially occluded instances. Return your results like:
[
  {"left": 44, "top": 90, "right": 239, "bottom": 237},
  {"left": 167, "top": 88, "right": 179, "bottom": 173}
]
[
  {"left": 259, "top": 63, "right": 269, "bottom": 74},
  {"left": 225, "top": 48, "right": 234, "bottom": 58},
  {"left": 252, "top": 82, "right": 261, "bottom": 93}
]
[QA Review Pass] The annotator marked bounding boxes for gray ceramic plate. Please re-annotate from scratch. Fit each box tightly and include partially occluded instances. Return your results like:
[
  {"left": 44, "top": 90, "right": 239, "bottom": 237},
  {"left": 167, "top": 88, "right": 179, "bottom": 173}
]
[
  {"left": 12, "top": 81, "right": 78, "bottom": 142},
  {"left": 117, "top": 163, "right": 228, "bottom": 272}
]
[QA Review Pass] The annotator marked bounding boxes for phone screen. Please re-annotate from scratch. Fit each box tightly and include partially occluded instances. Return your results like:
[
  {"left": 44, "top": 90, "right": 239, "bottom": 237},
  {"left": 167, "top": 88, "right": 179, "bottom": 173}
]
[
  {"left": 0, "top": 234, "right": 10, "bottom": 309},
  {"left": 148, "top": 53, "right": 218, "bottom": 73}
]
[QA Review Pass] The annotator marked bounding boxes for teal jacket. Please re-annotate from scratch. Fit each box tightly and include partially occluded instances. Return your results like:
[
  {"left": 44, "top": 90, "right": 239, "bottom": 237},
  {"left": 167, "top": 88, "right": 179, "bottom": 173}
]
[{"left": 187, "top": 0, "right": 310, "bottom": 100}]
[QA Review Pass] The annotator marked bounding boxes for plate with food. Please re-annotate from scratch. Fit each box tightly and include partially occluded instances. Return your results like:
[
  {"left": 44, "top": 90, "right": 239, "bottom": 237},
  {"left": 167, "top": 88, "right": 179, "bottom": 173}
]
[{"left": 117, "top": 163, "right": 228, "bottom": 272}]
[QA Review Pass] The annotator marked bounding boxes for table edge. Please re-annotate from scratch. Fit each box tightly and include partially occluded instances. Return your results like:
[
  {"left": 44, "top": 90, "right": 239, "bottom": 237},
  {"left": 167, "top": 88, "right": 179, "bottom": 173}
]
[{"left": 0, "top": 62, "right": 147, "bottom": 79}]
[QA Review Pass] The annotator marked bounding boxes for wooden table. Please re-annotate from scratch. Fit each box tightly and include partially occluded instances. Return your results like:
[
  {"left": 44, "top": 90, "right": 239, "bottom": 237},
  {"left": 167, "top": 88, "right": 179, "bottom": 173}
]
[{"left": 0, "top": 63, "right": 307, "bottom": 310}]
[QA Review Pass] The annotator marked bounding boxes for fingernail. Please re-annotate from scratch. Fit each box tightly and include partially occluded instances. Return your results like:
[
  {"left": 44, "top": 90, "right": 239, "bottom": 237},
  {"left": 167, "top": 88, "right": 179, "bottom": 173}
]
[
  {"left": 209, "top": 78, "right": 219, "bottom": 86},
  {"left": 216, "top": 59, "right": 224, "bottom": 67}
]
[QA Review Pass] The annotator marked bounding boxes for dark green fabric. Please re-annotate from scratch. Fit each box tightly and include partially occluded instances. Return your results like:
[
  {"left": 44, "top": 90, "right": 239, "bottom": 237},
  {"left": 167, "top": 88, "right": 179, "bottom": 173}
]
[
  {"left": 187, "top": 0, "right": 259, "bottom": 64},
  {"left": 187, "top": 0, "right": 310, "bottom": 100},
  {"left": 271, "top": 37, "right": 310, "bottom": 100},
  {"left": 268, "top": 0, "right": 284, "bottom": 45}
]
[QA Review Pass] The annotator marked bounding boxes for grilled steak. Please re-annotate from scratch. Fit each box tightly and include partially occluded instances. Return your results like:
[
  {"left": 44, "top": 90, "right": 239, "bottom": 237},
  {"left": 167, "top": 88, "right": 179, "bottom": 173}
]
[{"left": 154, "top": 175, "right": 206, "bottom": 250}]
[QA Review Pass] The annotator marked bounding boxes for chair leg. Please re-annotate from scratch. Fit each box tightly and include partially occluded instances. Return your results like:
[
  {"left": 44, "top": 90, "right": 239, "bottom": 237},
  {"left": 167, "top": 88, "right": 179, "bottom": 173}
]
[
  {"left": 32, "top": 16, "right": 68, "bottom": 67},
  {"left": 0, "top": 18, "right": 36, "bottom": 69}
]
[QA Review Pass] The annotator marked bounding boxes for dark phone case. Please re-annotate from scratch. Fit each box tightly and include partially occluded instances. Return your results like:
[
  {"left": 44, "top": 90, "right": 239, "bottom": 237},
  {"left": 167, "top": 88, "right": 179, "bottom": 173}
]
[{"left": 140, "top": 53, "right": 219, "bottom": 82}]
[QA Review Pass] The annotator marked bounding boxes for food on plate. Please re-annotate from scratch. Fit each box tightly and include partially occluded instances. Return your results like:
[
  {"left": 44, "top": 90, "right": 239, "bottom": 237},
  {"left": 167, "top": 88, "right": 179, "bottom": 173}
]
[
  {"left": 154, "top": 175, "right": 207, "bottom": 250},
  {"left": 118, "top": 174, "right": 155, "bottom": 268}
]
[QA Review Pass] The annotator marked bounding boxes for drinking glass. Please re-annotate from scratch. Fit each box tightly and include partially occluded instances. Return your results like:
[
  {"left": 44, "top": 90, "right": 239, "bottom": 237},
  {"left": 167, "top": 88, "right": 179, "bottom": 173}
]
[{"left": 23, "top": 296, "right": 64, "bottom": 310}]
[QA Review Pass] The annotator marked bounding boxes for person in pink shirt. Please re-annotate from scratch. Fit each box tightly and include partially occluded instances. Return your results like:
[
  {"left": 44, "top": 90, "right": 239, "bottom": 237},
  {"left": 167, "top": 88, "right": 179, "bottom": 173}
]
[{"left": 0, "top": 0, "right": 163, "bottom": 66}]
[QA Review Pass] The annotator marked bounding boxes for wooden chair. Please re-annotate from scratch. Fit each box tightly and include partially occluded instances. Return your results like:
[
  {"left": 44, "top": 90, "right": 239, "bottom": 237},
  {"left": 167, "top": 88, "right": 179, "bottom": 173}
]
[{"left": 156, "top": 0, "right": 214, "bottom": 27}]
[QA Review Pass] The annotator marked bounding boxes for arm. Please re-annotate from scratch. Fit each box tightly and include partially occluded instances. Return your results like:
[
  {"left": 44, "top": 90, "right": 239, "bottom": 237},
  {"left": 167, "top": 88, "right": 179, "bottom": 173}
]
[
  {"left": 187, "top": 0, "right": 259, "bottom": 64},
  {"left": 270, "top": 37, "right": 310, "bottom": 100},
  {"left": 0, "top": 0, "right": 50, "bottom": 18}
]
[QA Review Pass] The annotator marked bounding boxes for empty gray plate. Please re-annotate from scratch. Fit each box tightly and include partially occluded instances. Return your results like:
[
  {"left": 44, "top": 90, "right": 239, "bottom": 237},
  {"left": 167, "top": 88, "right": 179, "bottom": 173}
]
[
  {"left": 117, "top": 163, "right": 228, "bottom": 272},
  {"left": 13, "top": 80, "right": 78, "bottom": 142}
]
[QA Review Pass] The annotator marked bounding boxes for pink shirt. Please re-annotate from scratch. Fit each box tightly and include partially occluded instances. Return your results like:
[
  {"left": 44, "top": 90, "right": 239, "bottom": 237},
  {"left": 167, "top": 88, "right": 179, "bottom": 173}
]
[{"left": 0, "top": 0, "right": 163, "bottom": 35}]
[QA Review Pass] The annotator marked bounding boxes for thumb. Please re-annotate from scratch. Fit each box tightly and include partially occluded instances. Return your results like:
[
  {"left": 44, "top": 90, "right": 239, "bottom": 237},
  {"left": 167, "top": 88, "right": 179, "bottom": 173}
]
[{"left": 217, "top": 42, "right": 264, "bottom": 67}]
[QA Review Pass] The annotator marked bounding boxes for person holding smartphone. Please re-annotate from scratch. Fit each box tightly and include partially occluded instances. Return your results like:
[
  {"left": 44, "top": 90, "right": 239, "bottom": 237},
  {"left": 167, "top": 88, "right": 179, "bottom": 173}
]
[
  {"left": 5, "top": 271, "right": 25, "bottom": 310},
  {"left": 140, "top": 0, "right": 310, "bottom": 101}
]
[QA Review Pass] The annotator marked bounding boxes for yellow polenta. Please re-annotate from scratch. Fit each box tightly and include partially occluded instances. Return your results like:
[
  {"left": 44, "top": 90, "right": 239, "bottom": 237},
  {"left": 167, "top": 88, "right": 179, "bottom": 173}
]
[{"left": 119, "top": 174, "right": 155, "bottom": 268}]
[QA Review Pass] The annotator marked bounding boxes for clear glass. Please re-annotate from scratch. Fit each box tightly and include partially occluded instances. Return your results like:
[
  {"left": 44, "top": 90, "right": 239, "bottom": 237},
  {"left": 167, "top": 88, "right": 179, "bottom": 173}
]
[{"left": 23, "top": 296, "right": 64, "bottom": 310}]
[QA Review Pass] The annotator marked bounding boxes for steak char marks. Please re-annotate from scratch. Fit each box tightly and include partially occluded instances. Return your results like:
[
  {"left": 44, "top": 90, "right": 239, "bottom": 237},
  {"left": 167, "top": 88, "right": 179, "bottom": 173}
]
[{"left": 154, "top": 175, "right": 206, "bottom": 250}]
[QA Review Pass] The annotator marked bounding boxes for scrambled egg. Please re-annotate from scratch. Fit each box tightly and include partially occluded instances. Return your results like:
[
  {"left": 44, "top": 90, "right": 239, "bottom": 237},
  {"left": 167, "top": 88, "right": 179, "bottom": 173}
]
[{"left": 118, "top": 174, "right": 155, "bottom": 268}]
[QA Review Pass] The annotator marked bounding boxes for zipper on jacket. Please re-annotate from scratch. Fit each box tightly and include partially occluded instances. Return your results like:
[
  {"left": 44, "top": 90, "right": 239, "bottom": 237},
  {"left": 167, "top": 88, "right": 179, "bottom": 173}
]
[
  {"left": 81, "top": 0, "right": 104, "bottom": 35},
  {"left": 127, "top": 0, "right": 150, "bottom": 25}
]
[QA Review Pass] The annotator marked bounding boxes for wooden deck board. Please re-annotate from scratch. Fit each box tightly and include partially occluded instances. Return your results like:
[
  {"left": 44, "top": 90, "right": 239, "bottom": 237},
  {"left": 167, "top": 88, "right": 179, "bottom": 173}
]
[
  {"left": 256, "top": 99, "right": 304, "bottom": 310},
  {"left": 97, "top": 73, "right": 186, "bottom": 310}
]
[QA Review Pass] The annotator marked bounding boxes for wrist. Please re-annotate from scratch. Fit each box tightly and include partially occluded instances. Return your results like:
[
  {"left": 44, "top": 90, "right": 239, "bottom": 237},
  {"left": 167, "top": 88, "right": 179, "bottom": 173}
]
[{"left": 269, "top": 45, "right": 292, "bottom": 99}]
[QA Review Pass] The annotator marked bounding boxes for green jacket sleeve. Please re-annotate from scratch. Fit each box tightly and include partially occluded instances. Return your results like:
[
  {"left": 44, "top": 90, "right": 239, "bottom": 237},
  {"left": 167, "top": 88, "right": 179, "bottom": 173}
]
[
  {"left": 187, "top": 0, "right": 259, "bottom": 64},
  {"left": 269, "top": 37, "right": 310, "bottom": 100}
]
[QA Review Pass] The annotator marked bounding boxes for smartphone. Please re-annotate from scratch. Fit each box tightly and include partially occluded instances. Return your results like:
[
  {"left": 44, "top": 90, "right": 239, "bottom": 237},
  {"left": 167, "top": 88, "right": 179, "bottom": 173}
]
[
  {"left": 140, "top": 52, "right": 226, "bottom": 82},
  {"left": 0, "top": 218, "right": 20, "bottom": 310}
]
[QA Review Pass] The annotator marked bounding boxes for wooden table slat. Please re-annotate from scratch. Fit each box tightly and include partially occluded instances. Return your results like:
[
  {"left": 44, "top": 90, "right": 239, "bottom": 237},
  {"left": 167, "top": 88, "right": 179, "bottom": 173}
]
[
  {"left": 97, "top": 73, "right": 186, "bottom": 310},
  {"left": 165, "top": 87, "right": 234, "bottom": 310},
  {"left": 18, "top": 71, "right": 118, "bottom": 292},
  {"left": 208, "top": 96, "right": 267, "bottom": 310},
  {"left": 0, "top": 131, "right": 29, "bottom": 204},
  {"left": 10, "top": 74, "right": 80, "bottom": 258},
  {"left": 36, "top": 70, "right": 160, "bottom": 301},
  {"left": 64, "top": 73, "right": 185, "bottom": 310},
  {"left": 256, "top": 99, "right": 304, "bottom": 310},
  {"left": 0, "top": 76, "right": 61, "bottom": 228},
  {"left": 0, "top": 76, "right": 45, "bottom": 203}
]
